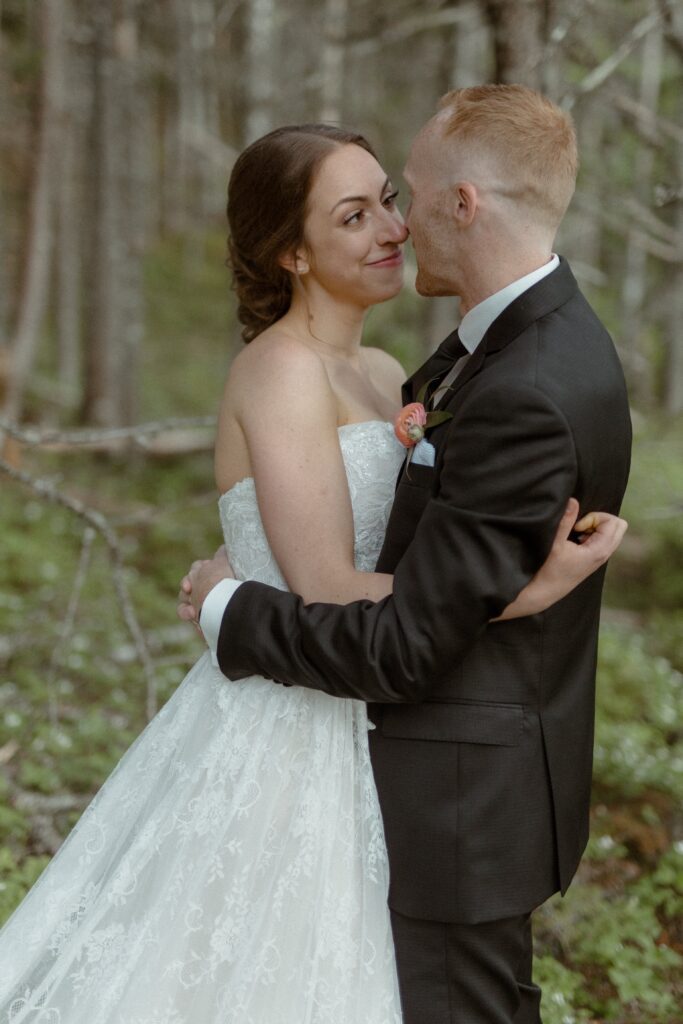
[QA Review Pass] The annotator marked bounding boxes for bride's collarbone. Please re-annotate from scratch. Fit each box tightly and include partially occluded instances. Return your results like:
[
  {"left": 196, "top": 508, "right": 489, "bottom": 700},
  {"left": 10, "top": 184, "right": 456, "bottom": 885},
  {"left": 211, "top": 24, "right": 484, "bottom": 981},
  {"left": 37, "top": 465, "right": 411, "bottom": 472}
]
[{"left": 330, "top": 376, "right": 398, "bottom": 426}]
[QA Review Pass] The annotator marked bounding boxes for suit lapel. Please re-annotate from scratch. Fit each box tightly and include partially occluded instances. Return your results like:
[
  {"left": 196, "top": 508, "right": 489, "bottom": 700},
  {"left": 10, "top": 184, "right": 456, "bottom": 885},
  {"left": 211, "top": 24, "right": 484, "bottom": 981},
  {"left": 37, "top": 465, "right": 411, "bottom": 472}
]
[
  {"left": 402, "top": 328, "right": 461, "bottom": 404},
  {"left": 402, "top": 257, "right": 579, "bottom": 416}
]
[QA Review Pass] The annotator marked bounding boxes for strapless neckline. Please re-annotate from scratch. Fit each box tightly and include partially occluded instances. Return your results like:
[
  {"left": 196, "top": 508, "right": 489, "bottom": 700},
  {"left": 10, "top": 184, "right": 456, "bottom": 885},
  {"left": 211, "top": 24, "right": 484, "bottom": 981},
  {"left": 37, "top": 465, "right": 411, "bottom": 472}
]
[{"left": 217, "top": 419, "right": 394, "bottom": 506}]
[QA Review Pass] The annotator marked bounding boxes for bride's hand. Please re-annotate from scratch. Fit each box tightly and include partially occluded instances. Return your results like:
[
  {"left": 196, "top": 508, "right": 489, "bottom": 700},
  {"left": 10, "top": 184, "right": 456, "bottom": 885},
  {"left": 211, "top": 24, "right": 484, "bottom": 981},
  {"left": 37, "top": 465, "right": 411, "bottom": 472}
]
[
  {"left": 177, "top": 545, "right": 235, "bottom": 626},
  {"left": 496, "top": 499, "right": 628, "bottom": 620}
]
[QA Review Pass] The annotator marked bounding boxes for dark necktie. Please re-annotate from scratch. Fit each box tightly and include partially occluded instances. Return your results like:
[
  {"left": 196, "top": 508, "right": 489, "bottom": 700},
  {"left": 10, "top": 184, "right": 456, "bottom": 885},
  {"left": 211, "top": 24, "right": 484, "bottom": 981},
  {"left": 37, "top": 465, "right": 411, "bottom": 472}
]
[{"left": 424, "top": 329, "right": 468, "bottom": 406}]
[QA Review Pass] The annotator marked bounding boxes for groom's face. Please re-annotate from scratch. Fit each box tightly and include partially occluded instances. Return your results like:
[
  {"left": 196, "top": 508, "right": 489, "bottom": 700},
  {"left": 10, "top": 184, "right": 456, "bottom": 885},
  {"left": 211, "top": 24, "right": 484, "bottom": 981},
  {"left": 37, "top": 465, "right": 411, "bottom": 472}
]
[{"left": 403, "top": 124, "right": 461, "bottom": 297}]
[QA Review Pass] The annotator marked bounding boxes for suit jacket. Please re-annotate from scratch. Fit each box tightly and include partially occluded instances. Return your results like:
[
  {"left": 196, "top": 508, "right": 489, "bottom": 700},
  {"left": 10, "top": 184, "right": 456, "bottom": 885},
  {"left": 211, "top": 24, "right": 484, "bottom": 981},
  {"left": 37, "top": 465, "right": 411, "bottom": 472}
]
[{"left": 216, "top": 258, "right": 632, "bottom": 923}]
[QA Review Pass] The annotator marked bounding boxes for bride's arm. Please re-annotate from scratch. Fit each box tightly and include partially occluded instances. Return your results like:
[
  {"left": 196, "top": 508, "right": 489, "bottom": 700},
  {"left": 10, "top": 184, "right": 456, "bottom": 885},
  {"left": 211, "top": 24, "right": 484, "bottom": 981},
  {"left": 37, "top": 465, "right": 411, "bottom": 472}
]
[
  {"left": 495, "top": 500, "right": 627, "bottom": 619},
  {"left": 224, "top": 337, "right": 394, "bottom": 605}
]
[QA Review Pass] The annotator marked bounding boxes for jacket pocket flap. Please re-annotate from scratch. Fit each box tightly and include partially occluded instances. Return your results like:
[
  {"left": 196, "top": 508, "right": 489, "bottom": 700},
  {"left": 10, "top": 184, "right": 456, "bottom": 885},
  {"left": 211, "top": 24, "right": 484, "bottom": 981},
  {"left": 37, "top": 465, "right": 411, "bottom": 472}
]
[{"left": 380, "top": 701, "right": 524, "bottom": 746}]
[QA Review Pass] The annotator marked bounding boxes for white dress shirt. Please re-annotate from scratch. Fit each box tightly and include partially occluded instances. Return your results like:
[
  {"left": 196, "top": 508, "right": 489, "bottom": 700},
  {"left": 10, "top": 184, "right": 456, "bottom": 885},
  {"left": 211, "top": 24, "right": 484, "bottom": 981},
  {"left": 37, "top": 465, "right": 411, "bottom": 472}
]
[{"left": 200, "top": 254, "right": 560, "bottom": 663}]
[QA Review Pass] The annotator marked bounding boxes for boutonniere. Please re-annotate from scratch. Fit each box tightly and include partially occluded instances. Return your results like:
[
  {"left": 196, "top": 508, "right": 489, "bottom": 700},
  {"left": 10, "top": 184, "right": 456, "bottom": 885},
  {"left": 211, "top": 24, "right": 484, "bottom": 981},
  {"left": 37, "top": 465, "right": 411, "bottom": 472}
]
[{"left": 394, "top": 382, "right": 453, "bottom": 475}]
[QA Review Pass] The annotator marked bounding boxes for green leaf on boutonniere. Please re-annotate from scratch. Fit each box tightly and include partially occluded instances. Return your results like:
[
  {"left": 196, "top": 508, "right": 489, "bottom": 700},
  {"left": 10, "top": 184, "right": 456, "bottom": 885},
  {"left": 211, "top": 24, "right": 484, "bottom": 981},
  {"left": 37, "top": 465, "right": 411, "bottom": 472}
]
[
  {"left": 425, "top": 410, "right": 453, "bottom": 429},
  {"left": 416, "top": 375, "right": 441, "bottom": 405},
  {"left": 416, "top": 381, "right": 429, "bottom": 405}
]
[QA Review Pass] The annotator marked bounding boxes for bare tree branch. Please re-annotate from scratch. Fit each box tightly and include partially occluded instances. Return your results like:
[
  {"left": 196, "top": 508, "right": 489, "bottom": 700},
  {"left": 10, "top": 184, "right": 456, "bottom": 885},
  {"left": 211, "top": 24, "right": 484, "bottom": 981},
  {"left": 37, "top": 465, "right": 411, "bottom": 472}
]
[
  {"left": 619, "top": 196, "right": 681, "bottom": 247},
  {"left": 611, "top": 90, "right": 683, "bottom": 146},
  {"left": 527, "top": 0, "right": 597, "bottom": 76},
  {"left": 12, "top": 789, "right": 91, "bottom": 815},
  {"left": 0, "top": 416, "right": 216, "bottom": 454},
  {"left": 654, "top": 184, "right": 683, "bottom": 207},
  {"left": 562, "top": 8, "right": 664, "bottom": 108},
  {"left": 47, "top": 527, "right": 96, "bottom": 726},
  {"left": 573, "top": 191, "right": 682, "bottom": 263},
  {"left": 345, "top": 4, "right": 478, "bottom": 58},
  {"left": 4, "top": 782, "right": 92, "bottom": 855}
]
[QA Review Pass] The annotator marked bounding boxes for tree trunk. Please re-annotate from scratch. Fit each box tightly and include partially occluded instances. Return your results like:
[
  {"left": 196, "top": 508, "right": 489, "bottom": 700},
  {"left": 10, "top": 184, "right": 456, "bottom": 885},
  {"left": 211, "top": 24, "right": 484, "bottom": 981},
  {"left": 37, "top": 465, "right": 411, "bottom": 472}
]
[
  {"left": 82, "top": 1, "right": 145, "bottom": 428},
  {"left": 0, "top": 5, "right": 8, "bottom": 349},
  {"left": 620, "top": 24, "right": 663, "bottom": 406},
  {"left": 664, "top": 134, "right": 683, "bottom": 415},
  {"left": 452, "top": 3, "right": 491, "bottom": 89},
  {"left": 245, "top": 0, "right": 277, "bottom": 144},
  {"left": 0, "top": 160, "right": 8, "bottom": 352},
  {"left": 82, "top": 2, "right": 119, "bottom": 426},
  {"left": 2, "top": 0, "right": 65, "bottom": 430},
  {"left": 172, "top": 0, "right": 221, "bottom": 229},
  {"left": 56, "top": 59, "right": 81, "bottom": 409},
  {"left": 320, "top": 0, "right": 348, "bottom": 122},
  {"left": 116, "top": 6, "right": 146, "bottom": 427},
  {"left": 570, "top": 100, "right": 607, "bottom": 281},
  {"left": 483, "top": 0, "right": 545, "bottom": 87}
]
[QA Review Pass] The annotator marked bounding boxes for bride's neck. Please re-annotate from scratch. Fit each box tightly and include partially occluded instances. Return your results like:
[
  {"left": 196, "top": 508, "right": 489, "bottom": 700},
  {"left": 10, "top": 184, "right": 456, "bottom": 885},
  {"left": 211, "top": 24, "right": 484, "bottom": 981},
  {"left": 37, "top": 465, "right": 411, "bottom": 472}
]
[{"left": 281, "top": 288, "right": 367, "bottom": 362}]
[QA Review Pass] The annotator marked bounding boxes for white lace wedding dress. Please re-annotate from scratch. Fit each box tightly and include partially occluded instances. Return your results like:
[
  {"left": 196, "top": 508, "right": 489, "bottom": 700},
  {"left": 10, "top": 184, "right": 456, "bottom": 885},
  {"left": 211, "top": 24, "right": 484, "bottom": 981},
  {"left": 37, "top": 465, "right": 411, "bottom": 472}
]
[{"left": 0, "top": 420, "right": 405, "bottom": 1024}]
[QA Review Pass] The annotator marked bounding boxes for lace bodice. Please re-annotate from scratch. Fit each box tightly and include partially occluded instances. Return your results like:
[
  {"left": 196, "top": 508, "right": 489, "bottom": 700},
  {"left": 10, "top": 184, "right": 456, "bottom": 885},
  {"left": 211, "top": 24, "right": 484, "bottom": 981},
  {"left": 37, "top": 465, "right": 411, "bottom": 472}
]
[{"left": 218, "top": 420, "right": 404, "bottom": 589}]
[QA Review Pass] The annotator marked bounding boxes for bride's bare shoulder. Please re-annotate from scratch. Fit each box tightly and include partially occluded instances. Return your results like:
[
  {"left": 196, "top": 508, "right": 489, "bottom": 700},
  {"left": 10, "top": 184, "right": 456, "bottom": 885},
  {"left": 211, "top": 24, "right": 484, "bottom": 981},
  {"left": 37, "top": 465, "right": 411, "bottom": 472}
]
[{"left": 223, "top": 328, "right": 332, "bottom": 414}]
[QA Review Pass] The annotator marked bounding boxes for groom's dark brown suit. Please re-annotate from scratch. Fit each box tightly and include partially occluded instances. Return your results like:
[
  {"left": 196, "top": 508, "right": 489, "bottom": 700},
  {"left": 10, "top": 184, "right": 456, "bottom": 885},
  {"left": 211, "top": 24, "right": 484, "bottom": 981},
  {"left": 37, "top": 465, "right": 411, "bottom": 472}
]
[{"left": 214, "top": 258, "right": 631, "bottom": 1022}]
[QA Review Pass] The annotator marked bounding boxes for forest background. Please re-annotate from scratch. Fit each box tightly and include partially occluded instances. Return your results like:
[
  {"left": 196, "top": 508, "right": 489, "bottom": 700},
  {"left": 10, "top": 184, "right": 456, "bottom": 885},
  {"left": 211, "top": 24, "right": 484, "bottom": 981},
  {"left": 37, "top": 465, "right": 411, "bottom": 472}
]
[{"left": 0, "top": 1, "right": 682, "bottom": 1021}]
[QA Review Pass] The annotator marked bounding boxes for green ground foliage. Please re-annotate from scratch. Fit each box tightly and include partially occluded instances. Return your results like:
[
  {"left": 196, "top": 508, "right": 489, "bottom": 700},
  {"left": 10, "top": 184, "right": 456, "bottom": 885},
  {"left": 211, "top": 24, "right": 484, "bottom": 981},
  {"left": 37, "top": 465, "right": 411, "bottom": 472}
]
[{"left": 1, "top": 238, "right": 682, "bottom": 1021}]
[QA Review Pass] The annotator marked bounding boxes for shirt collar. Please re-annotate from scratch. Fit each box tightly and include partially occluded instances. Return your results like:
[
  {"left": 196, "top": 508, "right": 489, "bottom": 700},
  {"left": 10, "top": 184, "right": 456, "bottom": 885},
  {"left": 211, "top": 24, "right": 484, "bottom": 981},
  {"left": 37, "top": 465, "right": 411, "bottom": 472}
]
[{"left": 458, "top": 254, "right": 560, "bottom": 354}]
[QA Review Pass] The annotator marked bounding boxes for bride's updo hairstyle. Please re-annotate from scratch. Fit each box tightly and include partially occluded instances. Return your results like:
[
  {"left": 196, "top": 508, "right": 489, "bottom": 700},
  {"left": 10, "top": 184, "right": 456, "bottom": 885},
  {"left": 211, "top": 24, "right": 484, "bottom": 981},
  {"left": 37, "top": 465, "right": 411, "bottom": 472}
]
[{"left": 227, "top": 124, "right": 377, "bottom": 342}]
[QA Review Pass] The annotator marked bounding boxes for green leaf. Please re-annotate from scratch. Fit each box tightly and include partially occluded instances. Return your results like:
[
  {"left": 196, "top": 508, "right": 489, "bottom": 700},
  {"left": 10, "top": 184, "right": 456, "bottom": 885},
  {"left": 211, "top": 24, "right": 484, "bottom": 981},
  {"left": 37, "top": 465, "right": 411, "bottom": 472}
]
[
  {"left": 425, "top": 410, "right": 453, "bottom": 429},
  {"left": 415, "top": 381, "right": 430, "bottom": 404}
]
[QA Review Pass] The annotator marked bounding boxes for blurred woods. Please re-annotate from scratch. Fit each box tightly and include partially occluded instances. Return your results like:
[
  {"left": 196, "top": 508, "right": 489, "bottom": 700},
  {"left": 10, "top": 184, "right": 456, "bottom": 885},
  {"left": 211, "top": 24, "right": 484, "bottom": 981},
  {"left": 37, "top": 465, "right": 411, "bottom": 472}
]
[
  {"left": 0, "top": 0, "right": 682, "bottom": 432},
  {"left": 0, "top": 2, "right": 682, "bottom": 1022}
]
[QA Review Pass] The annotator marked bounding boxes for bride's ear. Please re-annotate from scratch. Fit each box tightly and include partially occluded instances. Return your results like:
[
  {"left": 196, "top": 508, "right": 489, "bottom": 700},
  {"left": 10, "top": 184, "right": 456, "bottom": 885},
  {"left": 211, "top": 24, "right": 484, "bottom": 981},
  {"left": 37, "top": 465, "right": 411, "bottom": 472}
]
[{"left": 279, "top": 249, "right": 310, "bottom": 276}]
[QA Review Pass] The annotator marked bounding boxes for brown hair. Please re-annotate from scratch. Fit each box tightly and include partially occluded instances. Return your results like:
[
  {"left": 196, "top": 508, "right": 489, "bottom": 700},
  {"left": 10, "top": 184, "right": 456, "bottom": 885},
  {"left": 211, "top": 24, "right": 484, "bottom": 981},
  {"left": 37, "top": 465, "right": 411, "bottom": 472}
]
[
  {"left": 227, "top": 124, "right": 377, "bottom": 342},
  {"left": 437, "top": 85, "right": 578, "bottom": 229}
]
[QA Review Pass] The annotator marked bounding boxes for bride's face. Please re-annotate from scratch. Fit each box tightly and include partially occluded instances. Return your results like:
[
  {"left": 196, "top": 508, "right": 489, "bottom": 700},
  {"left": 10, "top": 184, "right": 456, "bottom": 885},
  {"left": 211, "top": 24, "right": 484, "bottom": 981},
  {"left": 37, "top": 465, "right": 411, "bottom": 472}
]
[{"left": 297, "top": 144, "right": 408, "bottom": 308}]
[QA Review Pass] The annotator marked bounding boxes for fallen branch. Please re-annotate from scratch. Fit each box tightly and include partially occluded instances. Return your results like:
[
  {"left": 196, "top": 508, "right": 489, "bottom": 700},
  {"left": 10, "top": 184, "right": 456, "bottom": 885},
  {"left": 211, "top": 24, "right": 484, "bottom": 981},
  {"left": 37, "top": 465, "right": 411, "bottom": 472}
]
[
  {"left": 47, "top": 527, "right": 96, "bottom": 726},
  {"left": 0, "top": 416, "right": 216, "bottom": 454},
  {"left": 0, "top": 456, "right": 159, "bottom": 721},
  {"left": 1, "top": 777, "right": 93, "bottom": 855}
]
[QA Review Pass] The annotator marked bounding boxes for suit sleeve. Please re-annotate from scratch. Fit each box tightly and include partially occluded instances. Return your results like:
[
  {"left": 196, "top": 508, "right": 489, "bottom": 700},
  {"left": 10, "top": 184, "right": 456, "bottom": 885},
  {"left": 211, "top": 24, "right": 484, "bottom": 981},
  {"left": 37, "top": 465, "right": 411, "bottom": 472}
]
[{"left": 216, "top": 382, "right": 578, "bottom": 702}]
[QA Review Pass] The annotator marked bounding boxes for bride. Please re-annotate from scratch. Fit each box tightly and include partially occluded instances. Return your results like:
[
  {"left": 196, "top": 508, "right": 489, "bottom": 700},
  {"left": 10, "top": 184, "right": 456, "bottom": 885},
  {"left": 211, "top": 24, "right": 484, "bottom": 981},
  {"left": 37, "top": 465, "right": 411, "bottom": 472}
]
[{"left": 0, "top": 124, "right": 624, "bottom": 1023}]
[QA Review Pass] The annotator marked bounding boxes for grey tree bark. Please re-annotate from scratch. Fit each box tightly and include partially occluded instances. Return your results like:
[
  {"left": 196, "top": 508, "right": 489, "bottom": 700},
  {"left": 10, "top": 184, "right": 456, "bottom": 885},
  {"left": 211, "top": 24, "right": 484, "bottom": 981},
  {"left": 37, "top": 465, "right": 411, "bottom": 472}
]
[
  {"left": 620, "top": 24, "right": 663, "bottom": 405},
  {"left": 320, "top": 0, "right": 348, "bottom": 122},
  {"left": 172, "top": 0, "right": 221, "bottom": 228},
  {"left": 451, "top": 3, "right": 490, "bottom": 90},
  {"left": 245, "top": 0, "right": 277, "bottom": 144},
  {"left": 2, "top": 0, "right": 65, "bottom": 429},
  {"left": 82, "top": 1, "right": 145, "bottom": 428},
  {"left": 567, "top": 99, "right": 608, "bottom": 287},
  {"left": 82, "top": 2, "right": 119, "bottom": 426},
  {"left": 664, "top": 135, "right": 683, "bottom": 415},
  {"left": 482, "top": 0, "right": 545, "bottom": 87},
  {"left": 55, "top": 1, "right": 88, "bottom": 410}
]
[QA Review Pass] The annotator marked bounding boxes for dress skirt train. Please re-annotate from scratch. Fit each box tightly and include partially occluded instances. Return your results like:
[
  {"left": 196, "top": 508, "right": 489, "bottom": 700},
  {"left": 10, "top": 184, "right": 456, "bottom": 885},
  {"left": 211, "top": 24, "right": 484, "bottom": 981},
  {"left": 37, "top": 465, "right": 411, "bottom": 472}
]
[{"left": 0, "top": 653, "right": 402, "bottom": 1024}]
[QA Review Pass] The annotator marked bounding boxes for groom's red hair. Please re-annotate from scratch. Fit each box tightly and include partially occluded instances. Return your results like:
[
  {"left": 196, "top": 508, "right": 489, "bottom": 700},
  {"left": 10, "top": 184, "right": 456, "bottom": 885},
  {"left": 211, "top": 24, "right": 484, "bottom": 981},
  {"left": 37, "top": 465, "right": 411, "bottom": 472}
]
[{"left": 437, "top": 84, "right": 578, "bottom": 231}]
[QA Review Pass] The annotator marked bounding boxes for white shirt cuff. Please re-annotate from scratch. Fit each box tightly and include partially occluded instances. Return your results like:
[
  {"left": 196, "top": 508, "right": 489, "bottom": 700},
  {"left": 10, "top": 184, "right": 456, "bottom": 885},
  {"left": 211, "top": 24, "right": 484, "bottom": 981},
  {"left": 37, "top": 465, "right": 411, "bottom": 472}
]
[{"left": 200, "top": 578, "right": 243, "bottom": 666}]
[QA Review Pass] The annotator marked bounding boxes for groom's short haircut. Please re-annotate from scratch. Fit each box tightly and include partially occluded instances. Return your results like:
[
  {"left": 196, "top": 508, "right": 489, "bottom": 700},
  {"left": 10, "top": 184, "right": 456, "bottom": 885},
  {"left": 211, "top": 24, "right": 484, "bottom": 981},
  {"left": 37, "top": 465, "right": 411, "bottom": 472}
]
[{"left": 437, "top": 84, "right": 578, "bottom": 231}]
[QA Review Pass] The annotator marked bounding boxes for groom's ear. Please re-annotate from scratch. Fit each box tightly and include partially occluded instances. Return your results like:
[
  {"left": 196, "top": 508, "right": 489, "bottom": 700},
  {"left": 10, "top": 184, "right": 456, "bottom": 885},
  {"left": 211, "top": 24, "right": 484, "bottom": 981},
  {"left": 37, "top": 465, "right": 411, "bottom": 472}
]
[
  {"left": 452, "top": 181, "right": 478, "bottom": 228},
  {"left": 278, "top": 249, "right": 310, "bottom": 275}
]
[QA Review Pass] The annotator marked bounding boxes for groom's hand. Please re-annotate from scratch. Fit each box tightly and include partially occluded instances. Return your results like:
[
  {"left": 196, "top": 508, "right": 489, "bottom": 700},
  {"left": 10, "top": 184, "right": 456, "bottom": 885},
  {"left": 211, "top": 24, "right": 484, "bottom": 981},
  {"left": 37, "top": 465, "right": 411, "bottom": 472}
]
[{"left": 177, "top": 545, "right": 235, "bottom": 624}]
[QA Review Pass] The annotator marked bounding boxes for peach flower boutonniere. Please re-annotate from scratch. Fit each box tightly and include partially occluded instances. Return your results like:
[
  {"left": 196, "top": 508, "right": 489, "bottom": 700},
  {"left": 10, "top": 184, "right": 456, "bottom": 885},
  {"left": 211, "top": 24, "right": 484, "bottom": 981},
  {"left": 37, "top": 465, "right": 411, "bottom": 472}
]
[
  {"left": 394, "top": 399, "right": 453, "bottom": 474},
  {"left": 394, "top": 402, "right": 428, "bottom": 447}
]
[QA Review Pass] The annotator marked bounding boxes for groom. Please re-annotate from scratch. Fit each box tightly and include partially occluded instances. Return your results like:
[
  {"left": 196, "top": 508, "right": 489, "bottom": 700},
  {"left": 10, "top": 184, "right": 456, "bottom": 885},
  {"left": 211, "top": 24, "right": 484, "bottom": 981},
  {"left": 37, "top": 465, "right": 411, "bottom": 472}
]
[{"left": 180, "top": 86, "right": 631, "bottom": 1022}]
